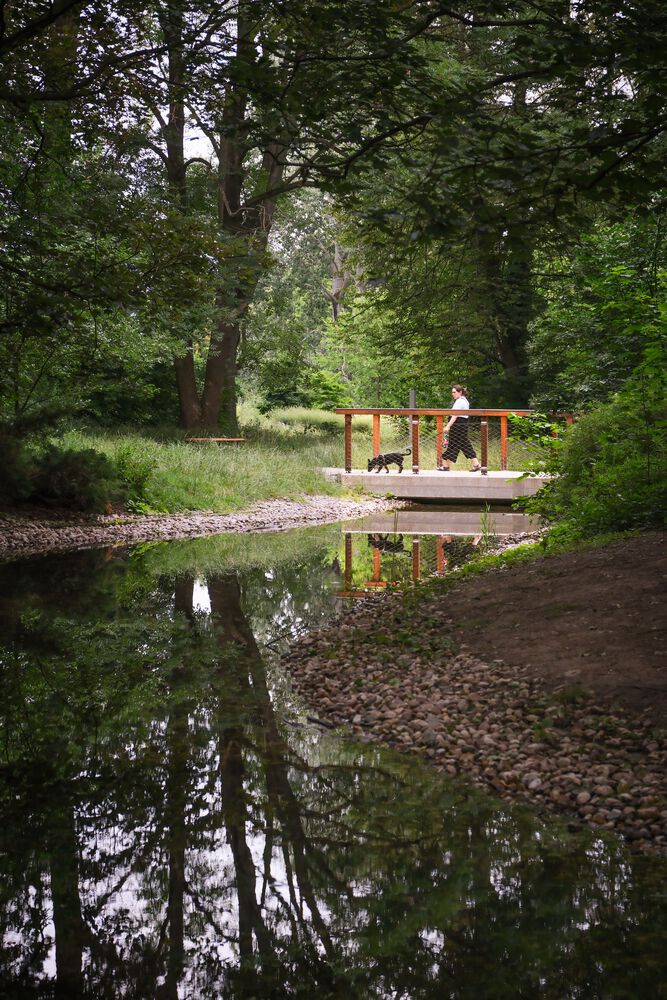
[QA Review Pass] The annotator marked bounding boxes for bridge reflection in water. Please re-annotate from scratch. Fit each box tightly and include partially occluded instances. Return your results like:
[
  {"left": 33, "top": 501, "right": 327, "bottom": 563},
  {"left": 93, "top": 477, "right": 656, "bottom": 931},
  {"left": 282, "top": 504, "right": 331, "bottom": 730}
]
[{"left": 338, "top": 509, "right": 534, "bottom": 597}]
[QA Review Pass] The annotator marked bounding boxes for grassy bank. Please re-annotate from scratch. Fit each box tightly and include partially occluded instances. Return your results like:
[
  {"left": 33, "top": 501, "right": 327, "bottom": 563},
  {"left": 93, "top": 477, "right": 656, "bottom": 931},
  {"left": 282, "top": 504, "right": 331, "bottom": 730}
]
[
  {"left": 63, "top": 406, "right": 376, "bottom": 513},
  {"left": 7, "top": 404, "right": 547, "bottom": 515}
]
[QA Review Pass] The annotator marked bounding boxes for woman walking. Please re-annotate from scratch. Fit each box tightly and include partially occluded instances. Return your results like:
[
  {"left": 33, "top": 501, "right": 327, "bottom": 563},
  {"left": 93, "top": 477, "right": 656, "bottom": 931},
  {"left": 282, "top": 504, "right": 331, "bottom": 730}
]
[{"left": 440, "top": 385, "right": 482, "bottom": 471}]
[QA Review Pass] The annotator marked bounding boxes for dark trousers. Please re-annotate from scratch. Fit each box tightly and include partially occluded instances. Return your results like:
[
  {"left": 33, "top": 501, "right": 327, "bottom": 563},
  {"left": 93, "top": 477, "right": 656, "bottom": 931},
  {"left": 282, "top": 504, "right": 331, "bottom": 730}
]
[{"left": 442, "top": 420, "right": 477, "bottom": 462}]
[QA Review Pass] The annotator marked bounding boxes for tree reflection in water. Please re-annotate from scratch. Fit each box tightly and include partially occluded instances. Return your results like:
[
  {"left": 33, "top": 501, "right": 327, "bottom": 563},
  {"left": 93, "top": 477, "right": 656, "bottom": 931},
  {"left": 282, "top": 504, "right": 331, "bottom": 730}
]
[{"left": 0, "top": 541, "right": 665, "bottom": 999}]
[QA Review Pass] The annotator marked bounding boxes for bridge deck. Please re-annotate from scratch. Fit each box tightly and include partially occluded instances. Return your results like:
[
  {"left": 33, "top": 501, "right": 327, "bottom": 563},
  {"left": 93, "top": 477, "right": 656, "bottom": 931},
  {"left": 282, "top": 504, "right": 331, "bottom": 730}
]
[{"left": 323, "top": 468, "right": 550, "bottom": 501}]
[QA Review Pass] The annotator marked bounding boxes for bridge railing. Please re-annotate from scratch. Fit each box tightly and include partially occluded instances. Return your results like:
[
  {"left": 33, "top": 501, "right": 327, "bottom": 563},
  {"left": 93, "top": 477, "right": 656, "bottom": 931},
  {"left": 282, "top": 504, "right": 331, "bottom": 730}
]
[{"left": 334, "top": 408, "right": 573, "bottom": 475}]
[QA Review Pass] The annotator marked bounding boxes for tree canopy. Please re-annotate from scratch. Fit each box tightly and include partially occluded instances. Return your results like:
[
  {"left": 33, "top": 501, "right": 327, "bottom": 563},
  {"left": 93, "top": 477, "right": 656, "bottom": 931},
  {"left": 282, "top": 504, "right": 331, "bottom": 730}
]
[{"left": 1, "top": 1, "right": 665, "bottom": 426}]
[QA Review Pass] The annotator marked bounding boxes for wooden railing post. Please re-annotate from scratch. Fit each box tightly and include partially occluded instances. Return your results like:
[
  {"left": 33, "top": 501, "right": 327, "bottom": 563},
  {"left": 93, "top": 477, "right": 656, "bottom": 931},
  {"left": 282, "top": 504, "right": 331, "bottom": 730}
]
[
  {"left": 480, "top": 417, "right": 488, "bottom": 475},
  {"left": 373, "top": 546, "right": 381, "bottom": 582},
  {"left": 436, "top": 415, "right": 444, "bottom": 469},
  {"left": 411, "top": 413, "right": 420, "bottom": 473},
  {"left": 436, "top": 536, "right": 445, "bottom": 575},
  {"left": 373, "top": 413, "right": 381, "bottom": 456},
  {"left": 500, "top": 415, "right": 508, "bottom": 471},
  {"left": 344, "top": 414, "right": 352, "bottom": 473},
  {"left": 344, "top": 533, "right": 353, "bottom": 590}
]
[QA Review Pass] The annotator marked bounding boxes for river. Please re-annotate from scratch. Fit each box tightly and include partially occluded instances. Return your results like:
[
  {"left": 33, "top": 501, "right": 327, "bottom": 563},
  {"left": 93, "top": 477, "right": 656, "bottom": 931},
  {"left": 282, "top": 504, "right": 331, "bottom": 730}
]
[{"left": 0, "top": 512, "right": 665, "bottom": 998}]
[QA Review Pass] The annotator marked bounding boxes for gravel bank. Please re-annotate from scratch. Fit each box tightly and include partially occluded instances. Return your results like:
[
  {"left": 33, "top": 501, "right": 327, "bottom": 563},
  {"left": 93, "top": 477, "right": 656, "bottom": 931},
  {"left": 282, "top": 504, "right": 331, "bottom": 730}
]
[
  {"left": 283, "top": 586, "right": 667, "bottom": 854},
  {"left": 0, "top": 495, "right": 406, "bottom": 562}
]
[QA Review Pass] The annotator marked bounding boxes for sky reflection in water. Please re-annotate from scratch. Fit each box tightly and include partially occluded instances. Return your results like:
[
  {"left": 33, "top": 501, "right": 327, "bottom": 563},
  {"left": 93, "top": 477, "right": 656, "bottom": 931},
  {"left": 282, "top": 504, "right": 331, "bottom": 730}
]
[{"left": 0, "top": 520, "right": 665, "bottom": 999}]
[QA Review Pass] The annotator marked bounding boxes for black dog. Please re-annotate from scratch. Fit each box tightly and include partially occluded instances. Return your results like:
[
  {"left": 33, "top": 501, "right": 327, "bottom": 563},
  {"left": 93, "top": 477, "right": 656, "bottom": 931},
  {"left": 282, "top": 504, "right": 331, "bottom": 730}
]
[{"left": 367, "top": 448, "right": 411, "bottom": 473}]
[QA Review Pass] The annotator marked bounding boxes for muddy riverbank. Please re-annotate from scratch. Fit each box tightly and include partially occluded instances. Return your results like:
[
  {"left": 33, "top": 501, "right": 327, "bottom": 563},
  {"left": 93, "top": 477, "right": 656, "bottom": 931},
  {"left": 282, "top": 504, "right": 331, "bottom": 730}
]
[
  {"left": 0, "top": 495, "right": 408, "bottom": 562},
  {"left": 283, "top": 530, "right": 667, "bottom": 852}
]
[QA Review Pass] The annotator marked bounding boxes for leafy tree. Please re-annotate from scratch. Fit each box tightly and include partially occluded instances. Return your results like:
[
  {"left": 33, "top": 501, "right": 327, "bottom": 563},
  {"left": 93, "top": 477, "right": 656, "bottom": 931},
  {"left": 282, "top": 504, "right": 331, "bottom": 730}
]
[
  {"left": 240, "top": 190, "right": 336, "bottom": 410},
  {"left": 0, "top": 3, "right": 222, "bottom": 426},
  {"left": 330, "top": 2, "right": 667, "bottom": 403},
  {"left": 130, "top": 0, "right": 442, "bottom": 431},
  {"left": 528, "top": 212, "right": 667, "bottom": 410}
]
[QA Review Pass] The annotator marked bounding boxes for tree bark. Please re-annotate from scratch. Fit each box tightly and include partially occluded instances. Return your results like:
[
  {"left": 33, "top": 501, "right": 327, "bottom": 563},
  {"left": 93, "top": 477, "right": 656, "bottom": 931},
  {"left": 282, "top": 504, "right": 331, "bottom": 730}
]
[
  {"left": 473, "top": 215, "right": 534, "bottom": 404},
  {"left": 174, "top": 351, "right": 201, "bottom": 429},
  {"left": 201, "top": 316, "right": 242, "bottom": 433},
  {"left": 495, "top": 229, "right": 534, "bottom": 400},
  {"left": 158, "top": 4, "right": 205, "bottom": 429}
]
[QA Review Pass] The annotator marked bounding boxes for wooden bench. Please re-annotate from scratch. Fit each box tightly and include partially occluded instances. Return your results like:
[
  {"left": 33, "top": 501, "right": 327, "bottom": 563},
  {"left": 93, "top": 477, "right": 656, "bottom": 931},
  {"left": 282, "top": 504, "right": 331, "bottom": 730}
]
[{"left": 185, "top": 437, "right": 247, "bottom": 444}]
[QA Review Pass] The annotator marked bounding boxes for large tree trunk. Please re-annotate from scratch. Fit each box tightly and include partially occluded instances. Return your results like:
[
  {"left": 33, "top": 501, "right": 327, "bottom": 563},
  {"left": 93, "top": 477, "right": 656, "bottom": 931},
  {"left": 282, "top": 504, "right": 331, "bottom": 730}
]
[
  {"left": 200, "top": 316, "right": 242, "bottom": 433},
  {"left": 495, "top": 229, "right": 534, "bottom": 401},
  {"left": 158, "top": 4, "right": 204, "bottom": 430},
  {"left": 328, "top": 244, "right": 352, "bottom": 321},
  {"left": 474, "top": 216, "right": 534, "bottom": 405},
  {"left": 158, "top": 6, "right": 286, "bottom": 431},
  {"left": 493, "top": 83, "right": 535, "bottom": 403},
  {"left": 174, "top": 352, "right": 202, "bottom": 428}
]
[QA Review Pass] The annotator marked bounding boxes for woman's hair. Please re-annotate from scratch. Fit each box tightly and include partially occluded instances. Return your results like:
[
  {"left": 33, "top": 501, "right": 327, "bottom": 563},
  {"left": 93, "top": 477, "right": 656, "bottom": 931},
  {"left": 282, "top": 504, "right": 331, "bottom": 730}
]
[{"left": 452, "top": 384, "right": 469, "bottom": 397}]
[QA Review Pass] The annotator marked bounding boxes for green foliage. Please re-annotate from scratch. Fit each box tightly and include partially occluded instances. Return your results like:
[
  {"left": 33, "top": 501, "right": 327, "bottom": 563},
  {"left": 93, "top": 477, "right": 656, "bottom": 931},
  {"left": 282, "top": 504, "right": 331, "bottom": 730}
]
[
  {"left": 528, "top": 216, "right": 667, "bottom": 410},
  {"left": 0, "top": 430, "right": 34, "bottom": 504},
  {"left": 522, "top": 357, "right": 666, "bottom": 537},
  {"left": 478, "top": 504, "right": 498, "bottom": 552},
  {"left": 28, "top": 446, "right": 122, "bottom": 512},
  {"left": 241, "top": 191, "right": 335, "bottom": 410},
  {"left": 300, "top": 369, "right": 353, "bottom": 410},
  {"left": 0, "top": 411, "right": 127, "bottom": 512},
  {"left": 114, "top": 447, "right": 158, "bottom": 514},
  {"left": 508, "top": 413, "right": 568, "bottom": 475}
]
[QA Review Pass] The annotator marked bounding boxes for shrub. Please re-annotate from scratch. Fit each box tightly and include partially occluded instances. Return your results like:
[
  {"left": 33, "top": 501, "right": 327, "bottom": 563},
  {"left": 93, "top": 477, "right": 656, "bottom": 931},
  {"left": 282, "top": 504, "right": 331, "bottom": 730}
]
[
  {"left": 29, "top": 445, "right": 124, "bottom": 512},
  {"left": 114, "top": 446, "right": 157, "bottom": 513},
  {"left": 523, "top": 383, "right": 666, "bottom": 536},
  {"left": 299, "top": 369, "right": 352, "bottom": 410},
  {"left": 0, "top": 430, "right": 33, "bottom": 504}
]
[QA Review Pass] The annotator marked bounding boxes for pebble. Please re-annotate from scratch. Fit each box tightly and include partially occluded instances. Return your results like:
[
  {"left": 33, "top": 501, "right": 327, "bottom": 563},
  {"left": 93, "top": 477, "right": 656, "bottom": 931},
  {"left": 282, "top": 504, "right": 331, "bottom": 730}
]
[{"left": 282, "top": 583, "right": 667, "bottom": 854}]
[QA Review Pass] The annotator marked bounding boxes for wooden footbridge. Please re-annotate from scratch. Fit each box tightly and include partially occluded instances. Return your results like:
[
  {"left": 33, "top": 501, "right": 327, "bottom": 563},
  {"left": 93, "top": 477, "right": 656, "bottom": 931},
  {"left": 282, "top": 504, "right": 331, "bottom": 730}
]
[{"left": 325, "top": 407, "right": 567, "bottom": 501}]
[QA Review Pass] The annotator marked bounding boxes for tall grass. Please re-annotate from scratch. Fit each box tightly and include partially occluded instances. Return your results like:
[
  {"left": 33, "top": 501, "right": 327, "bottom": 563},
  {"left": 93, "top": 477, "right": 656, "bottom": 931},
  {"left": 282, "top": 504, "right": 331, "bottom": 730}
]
[{"left": 64, "top": 406, "right": 373, "bottom": 514}]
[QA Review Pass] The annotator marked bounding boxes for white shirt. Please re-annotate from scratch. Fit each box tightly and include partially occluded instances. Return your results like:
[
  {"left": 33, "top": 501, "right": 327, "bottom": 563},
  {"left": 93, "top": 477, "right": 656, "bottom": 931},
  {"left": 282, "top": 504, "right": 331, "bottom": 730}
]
[{"left": 452, "top": 396, "right": 469, "bottom": 418}]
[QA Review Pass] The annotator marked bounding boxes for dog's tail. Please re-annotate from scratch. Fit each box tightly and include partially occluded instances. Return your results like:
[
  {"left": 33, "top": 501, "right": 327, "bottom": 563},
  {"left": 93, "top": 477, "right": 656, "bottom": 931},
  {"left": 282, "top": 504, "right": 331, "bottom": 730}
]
[{"left": 402, "top": 448, "right": 411, "bottom": 455}]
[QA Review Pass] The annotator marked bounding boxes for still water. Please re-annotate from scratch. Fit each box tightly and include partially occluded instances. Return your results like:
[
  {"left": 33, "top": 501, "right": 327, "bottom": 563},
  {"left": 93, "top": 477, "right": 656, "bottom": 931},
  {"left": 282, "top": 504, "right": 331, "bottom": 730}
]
[{"left": 0, "top": 515, "right": 665, "bottom": 999}]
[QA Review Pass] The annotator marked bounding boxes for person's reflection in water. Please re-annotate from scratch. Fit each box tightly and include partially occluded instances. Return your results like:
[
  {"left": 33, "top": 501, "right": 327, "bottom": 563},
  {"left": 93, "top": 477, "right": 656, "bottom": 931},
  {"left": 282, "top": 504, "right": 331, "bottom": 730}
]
[{"left": 437, "top": 534, "right": 481, "bottom": 574}]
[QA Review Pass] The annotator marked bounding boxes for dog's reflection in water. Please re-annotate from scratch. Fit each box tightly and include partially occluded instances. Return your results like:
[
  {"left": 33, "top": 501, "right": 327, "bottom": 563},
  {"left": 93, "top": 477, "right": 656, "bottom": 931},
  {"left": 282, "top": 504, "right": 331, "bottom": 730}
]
[{"left": 367, "top": 533, "right": 409, "bottom": 554}]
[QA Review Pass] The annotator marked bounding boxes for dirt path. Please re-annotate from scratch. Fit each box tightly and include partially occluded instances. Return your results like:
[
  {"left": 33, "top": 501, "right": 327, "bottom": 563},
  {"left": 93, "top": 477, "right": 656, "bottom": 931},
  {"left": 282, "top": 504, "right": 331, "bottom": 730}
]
[{"left": 444, "top": 530, "right": 666, "bottom": 721}]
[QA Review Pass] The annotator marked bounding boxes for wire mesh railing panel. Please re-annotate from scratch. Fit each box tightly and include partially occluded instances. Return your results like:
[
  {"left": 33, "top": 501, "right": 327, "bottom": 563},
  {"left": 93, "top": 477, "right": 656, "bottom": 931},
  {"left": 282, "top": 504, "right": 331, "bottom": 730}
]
[
  {"left": 345, "top": 411, "right": 562, "bottom": 472},
  {"left": 341, "top": 533, "right": 486, "bottom": 594}
]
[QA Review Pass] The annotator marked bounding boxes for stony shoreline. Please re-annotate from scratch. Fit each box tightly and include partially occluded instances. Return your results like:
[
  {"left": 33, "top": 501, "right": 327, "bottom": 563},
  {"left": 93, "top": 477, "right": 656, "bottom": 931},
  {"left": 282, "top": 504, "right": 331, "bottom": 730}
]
[
  {"left": 283, "top": 585, "right": 667, "bottom": 854},
  {"left": 0, "top": 495, "right": 407, "bottom": 562}
]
